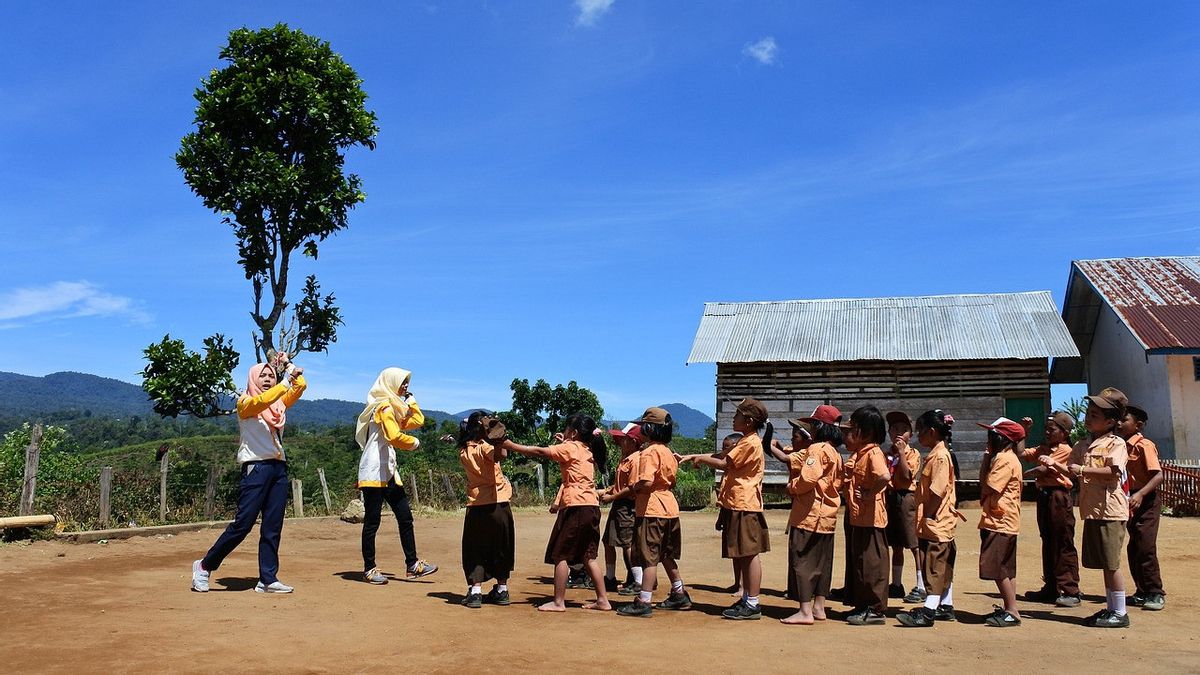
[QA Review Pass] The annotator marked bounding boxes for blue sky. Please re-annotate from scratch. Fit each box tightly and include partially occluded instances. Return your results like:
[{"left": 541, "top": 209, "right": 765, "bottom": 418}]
[{"left": 1, "top": 1, "right": 1198, "bottom": 418}]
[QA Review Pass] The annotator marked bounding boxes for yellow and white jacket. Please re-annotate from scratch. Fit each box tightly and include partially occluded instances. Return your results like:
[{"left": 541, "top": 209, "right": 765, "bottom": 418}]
[{"left": 357, "top": 398, "right": 424, "bottom": 488}]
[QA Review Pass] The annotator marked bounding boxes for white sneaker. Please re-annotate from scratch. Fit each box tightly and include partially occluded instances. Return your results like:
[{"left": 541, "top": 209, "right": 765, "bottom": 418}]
[
  {"left": 191, "top": 560, "right": 210, "bottom": 592},
  {"left": 255, "top": 581, "right": 294, "bottom": 594}
]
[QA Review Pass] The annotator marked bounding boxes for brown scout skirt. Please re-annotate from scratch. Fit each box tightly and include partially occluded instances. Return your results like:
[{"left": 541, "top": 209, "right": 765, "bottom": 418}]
[
  {"left": 786, "top": 528, "right": 834, "bottom": 603},
  {"left": 632, "top": 516, "right": 682, "bottom": 567},
  {"left": 846, "top": 525, "right": 888, "bottom": 611},
  {"left": 544, "top": 505, "right": 601, "bottom": 565},
  {"left": 979, "top": 530, "right": 1017, "bottom": 580},
  {"left": 918, "top": 538, "right": 956, "bottom": 595},
  {"left": 603, "top": 499, "right": 636, "bottom": 549},
  {"left": 717, "top": 508, "right": 771, "bottom": 559},
  {"left": 885, "top": 490, "right": 918, "bottom": 550},
  {"left": 1082, "top": 519, "right": 1126, "bottom": 571},
  {"left": 462, "top": 502, "right": 515, "bottom": 584}
]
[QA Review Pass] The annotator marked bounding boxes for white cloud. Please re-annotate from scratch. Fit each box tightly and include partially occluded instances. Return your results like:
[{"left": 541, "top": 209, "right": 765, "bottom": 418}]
[
  {"left": 0, "top": 281, "right": 150, "bottom": 327},
  {"left": 575, "top": 0, "right": 614, "bottom": 27},
  {"left": 743, "top": 36, "right": 779, "bottom": 65}
]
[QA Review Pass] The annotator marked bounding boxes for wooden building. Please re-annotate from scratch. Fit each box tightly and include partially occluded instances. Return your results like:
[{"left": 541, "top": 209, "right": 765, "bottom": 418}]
[{"left": 687, "top": 291, "right": 1080, "bottom": 483}]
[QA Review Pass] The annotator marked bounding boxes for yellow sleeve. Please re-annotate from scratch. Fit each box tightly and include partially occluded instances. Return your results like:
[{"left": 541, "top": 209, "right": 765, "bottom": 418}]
[
  {"left": 375, "top": 404, "right": 421, "bottom": 451},
  {"left": 399, "top": 401, "right": 425, "bottom": 431},
  {"left": 237, "top": 374, "right": 306, "bottom": 419},
  {"left": 281, "top": 373, "right": 306, "bottom": 407}
]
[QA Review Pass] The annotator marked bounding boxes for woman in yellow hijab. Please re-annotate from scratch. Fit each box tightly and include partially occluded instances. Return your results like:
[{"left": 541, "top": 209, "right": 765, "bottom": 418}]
[{"left": 356, "top": 367, "right": 438, "bottom": 584}]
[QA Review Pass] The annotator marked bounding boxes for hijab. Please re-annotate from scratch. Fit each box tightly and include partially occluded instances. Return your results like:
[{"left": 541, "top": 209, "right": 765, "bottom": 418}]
[
  {"left": 355, "top": 367, "right": 412, "bottom": 448},
  {"left": 246, "top": 362, "right": 287, "bottom": 430}
]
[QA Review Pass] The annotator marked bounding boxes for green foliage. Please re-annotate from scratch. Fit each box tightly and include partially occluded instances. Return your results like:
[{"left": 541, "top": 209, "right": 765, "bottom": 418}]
[
  {"left": 499, "top": 378, "right": 604, "bottom": 443},
  {"left": 1057, "top": 397, "right": 1089, "bottom": 443},
  {"left": 141, "top": 334, "right": 240, "bottom": 418},
  {"left": 0, "top": 424, "right": 96, "bottom": 526}
]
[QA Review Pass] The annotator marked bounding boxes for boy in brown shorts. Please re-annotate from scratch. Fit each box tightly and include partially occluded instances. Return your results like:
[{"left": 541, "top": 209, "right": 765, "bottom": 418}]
[
  {"left": 600, "top": 423, "right": 644, "bottom": 595},
  {"left": 977, "top": 417, "right": 1025, "bottom": 627},
  {"left": 1042, "top": 387, "right": 1132, "bottom": 628},
  {"left": 680, "top": 397, "right": 771, "bottom": 620},
  {"left": 884, "top": 411, "right": 922, "bottom": 603},
  {"left": 1019, "top": 411, "right": 1082, "bottom": 607},
  {"left": 1119, "top": 405, "right": 1165, "bottom": 611}
]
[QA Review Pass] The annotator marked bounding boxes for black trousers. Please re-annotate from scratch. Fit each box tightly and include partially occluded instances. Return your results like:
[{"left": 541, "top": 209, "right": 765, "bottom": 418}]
[{"left": 362, "top": 478, "right": 418, "bottom": 572}]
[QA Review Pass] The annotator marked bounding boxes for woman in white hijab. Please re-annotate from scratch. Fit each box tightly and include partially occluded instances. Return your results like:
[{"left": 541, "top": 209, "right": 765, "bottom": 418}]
[{"left": 356, "top": 367, "right": 438, "bottom": 584}]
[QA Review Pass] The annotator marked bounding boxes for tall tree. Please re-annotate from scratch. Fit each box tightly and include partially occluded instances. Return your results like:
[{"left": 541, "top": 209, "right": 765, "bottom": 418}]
[{"left": 143, "top": 24, "right": 378, "bottom": 418}]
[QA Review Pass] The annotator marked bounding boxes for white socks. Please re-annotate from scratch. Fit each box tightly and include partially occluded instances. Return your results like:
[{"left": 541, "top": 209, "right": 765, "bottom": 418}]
[
  {"left": 916, "top": 570, "right": 926, "bottom": 591},
  {"left": 671, "top": 579, "right": 684, "bottom": 593},
  {"left": 1108, "top": 590, "right": 1127, "bottom": 616},
  {"left": 497, "top": 584, "right": 507, "bottom": 593},
  {"left": 469, "top": 584, "right": 481, "bottom": 595},
  {"left": 638, "top": 590, "right": 652, "bottom": 603},
  {"left": 892, "top": 565, "right": 903, "bottom": 586},
  {"left": 924, "top": 594, "right": 941, "bottom": 610},
  {"left": 942, "top": 584, "right": 953, "bottom": 606},
  {"left": 745, "top": 595, "right": 760, "bottom": 608},
  {"left": 631, "top": 566, "right": 644, "bottom": 584},
  {"left": 606, "top": 563, "right": 616, "bottom": 578}
]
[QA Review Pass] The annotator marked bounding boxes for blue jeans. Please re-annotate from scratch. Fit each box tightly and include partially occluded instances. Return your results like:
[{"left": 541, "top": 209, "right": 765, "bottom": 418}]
[{"left": 202, "top": 460, "right": 289, "bottom": 585}]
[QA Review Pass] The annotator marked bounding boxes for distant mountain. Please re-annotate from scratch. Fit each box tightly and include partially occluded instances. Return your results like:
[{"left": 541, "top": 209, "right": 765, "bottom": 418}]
[
  {"left": 0, "top": 371, "right": 456, "bottom": 429},
  {"left": 605, "top": 403, "right": 714, "bottom": 439}
]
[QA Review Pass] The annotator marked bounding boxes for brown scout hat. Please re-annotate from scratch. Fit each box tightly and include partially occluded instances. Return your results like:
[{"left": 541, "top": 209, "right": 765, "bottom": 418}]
[
  {"left": 735, "top": 397, "right": 768, "bottom": 423},
  {"left": 787, "top": 418, "right": 814, "bottom": 438},
  {"left": 480, "top": 416, "right": 507, "bottom": 443},
  {"left": 1047, "top": 411, "right": 1077, "bottom": 434},
  {"left": 1086, "top": 387, "right": 1128, "bottom": 412},
  {"left": 636, "top": 407, "right": 671, "bottom": 425}
]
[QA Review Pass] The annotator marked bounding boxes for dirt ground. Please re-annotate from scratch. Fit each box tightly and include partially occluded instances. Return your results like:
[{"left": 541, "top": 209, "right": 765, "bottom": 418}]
[{"left": 2, "top": 506, "right": 1198, "bottom": 674}]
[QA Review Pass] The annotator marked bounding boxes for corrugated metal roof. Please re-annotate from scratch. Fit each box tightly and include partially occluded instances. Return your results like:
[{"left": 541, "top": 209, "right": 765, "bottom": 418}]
[
  {"left": 1073, "top": 257, "right": 1200, "bottom": 351},
  {"left": 687, "top": 291, "right": 1079, "bottom": 364}
]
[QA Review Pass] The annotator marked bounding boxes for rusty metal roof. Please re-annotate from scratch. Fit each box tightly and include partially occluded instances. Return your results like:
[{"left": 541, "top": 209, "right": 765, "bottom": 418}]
[
  {"left": 1068, "top": 257, "right": 1200, "bottom": 351},
  {"left": 687, "top": 291, "right": 1078, "bottom": 364}
]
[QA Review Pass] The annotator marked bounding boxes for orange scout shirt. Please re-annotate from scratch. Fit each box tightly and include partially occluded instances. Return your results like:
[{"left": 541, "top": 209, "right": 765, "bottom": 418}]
[
  {"left": 786, "top": 441, "right": 842, "bottom": 533},
  {"left": 887, "top": 444, "right": 921, "bottom": 491},
  {"left": 1020, "top": 442, "right": 1074, "bottom": 489},
  {"left": 1126, "top": 433, "right": 1161, "bottom": 492},
  {"left": 609, "top": 450, "right": 641, "bottom": 497},
  {"left": 545, "top": 440, "right": 599, "bottom": 507},
  {"left": 717, "top": 433, "right": 765, "bottom": 512},
  {"left": 979, "top": 451, "right": 1021, "bottom": 535},
  {"left": 847, "top": 443, "right": 889, "bottom": 528},
  {"left": 459, "top": 440, "right": 512, "bottom": 506},
  {"left": 635, "top": 443, "right": 679, "bottom": 519},
  {"left": 1071, "top": 433, "right": 1129, "bottom": 521},
  {"left": 916, "top": 442, "right": 958, "bottom": 543}
]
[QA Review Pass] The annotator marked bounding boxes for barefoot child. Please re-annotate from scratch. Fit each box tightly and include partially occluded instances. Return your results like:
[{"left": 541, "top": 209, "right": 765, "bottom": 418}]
[
  {"left": 769, "top": 415, "right": 843, "bottom": 625},
  {"left": 458, "top": 412, "right": 515, "bottom": 608},
  {"left": 1120, "top": 405, "right": 1165, "bottom": 611},
  {"left": 841, "top": 405, "right": 891, "bottom": 626},
  {"left": 977, "top": 417, "right": 1024, "bottom": 627},
  {"left": 600, "top": 423, "right": 644, "bottom": 595},
  {"left": 501, "top": 414, "right": 611, "bottom": 612},
  {"left": 617, "top": 407, "right": 688, "bottom": 617},
  {"left": 897, "top": 410, "right": 960, "bottom": 627},
  {"left": 884, "top": 411, "right": 923, "bottom": 603},
  {"left": 680, "top": 397, "right": 771, "bottom": 620},
  {"left": 1019, "top": 411, "right": 1082, "bottom": 607}
]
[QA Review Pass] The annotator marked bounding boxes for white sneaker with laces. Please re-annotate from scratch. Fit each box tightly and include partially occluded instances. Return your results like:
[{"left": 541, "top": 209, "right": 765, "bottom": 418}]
[
  {"left": 255, "top": 581, "right": 294, "bottom": 594},
  {"left": 191, "top": 560, "right": 210, "bottom": 592}
]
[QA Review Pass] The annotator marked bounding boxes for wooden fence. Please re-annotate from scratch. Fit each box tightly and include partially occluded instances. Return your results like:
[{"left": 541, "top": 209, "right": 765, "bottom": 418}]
[{"left": 1161, "top": 461, "right": 1200, "bottom": 517}]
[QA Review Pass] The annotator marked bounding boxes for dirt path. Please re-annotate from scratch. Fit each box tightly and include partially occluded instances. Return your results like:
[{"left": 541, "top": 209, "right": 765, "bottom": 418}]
[{"left": 2, "top": 507, "right": 1198, "bottom": 674}]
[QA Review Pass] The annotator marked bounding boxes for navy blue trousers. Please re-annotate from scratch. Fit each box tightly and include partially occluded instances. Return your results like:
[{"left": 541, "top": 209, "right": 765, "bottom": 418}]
[{"left": 202, "top": 460, "right": 289, "bottom": 585}]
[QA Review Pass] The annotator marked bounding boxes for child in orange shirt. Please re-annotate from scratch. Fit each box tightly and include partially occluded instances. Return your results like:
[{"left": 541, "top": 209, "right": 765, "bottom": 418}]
[
  {"left": 1019, "top": 411, "right": 1082, "bottom": 607},
  {"left": 884, "top": 411, "right": 923, "bottom": 603},
  {"left": 841, "top": 405, "right": 891, "bottom": 626},
  {"left": 501, "top": 414, "right": 611, "bottom": 612},
  {"left": 718, "top": 432, "right": 745, "bottom": 595},
  {"left": 679, "top": 397, "right": 771, "bottom": 620},
  {"left": 600, "top": 423, "right": 644, "bottom": 595},
  {"left": 1119, "top": 405, "right": 1165, "bottom": 611},
  {"left": 977, "top": 417, "right": 1025, "bottom": 627},
  {"left": 457, "top": 411, "right": 515, "bottom": 608}
]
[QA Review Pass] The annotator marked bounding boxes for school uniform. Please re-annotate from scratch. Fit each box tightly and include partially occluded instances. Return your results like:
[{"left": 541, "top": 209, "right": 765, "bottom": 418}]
[
  {"left": 460, "top": 440, "right": 515, "bottom": 584},
  {"left": 1020, "top": 442, "right": 1080, "bottom": 597},
  {"left": 1125, "top": 433, "right": 1164, "bottom": 598},
  {"left": 916, "top": 441, "right": 958, "bottom": 596},
  {"left": 632, "top": 443, "right": 681, "bottom": 567},
  {"left": 357, "top": 398, "right": 424, "bottom": 572},
  {"left": 846, "top": 443, "right": 890, "bottom": 611},
  {"left": 604, "top": 451, "right": 641, "bottom": 549},
  {"left": 202, "top": 372, "right": 306, "bottom": 585},
  {"left": 785, "top": 442, "right": 842, "bottom": 603},
  {"left": 716, "top": 433, "right": 770, "bottom": 558},
  {"left": 544, "top": 440, "right": 602, "bottom": 565},
  {"left": 978, "top": 451, "right": 1021, "bottom": 581},
  {"left": 885, "top": 444, "right": 921, "bottom": 551},
  {"left": 1071, "top": 434, "right": 1129, "bottom": 571}
]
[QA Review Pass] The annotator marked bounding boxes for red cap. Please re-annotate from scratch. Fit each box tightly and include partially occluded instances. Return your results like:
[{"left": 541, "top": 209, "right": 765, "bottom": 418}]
[
  {"left": 976, "top": 417, "right": 1026, "bottom": 443},
  {"left": 801, "top": 404, "right": 842, "bottom": 426}
]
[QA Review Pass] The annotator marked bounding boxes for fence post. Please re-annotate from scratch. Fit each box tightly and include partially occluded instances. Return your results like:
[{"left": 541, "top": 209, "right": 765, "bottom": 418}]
[
  {"left": 204, "top": 465, "right": 219, "bottom": 520},
  {"left": 19, "top": 423, "right": 43, "bottom": 516},
  {"left": 317, "top": 468, "right": 332, "bottom": 514},
  {"left": 408, "top": 473, "right": 419, "bottom": 506},
  {"left": 535, "top": 463, "right": 545, "bottom": 503},
  {"left": 441, "top": 473, "right": 456, "bottom": 507},
  {"left": 159, "top": 452, "right": 169, "bottom": 522},
  {"left": 99, "top": 467, "right": 113, "bottom": 528},
  {"left": 292, "top": 479, "right": 304, "bottom": 518},
  {"left": 428, "top": 470, "right": 435, "bottom": 507}
]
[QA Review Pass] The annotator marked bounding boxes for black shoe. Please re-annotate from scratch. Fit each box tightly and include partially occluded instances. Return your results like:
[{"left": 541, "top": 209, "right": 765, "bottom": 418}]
[
  {"left": 846, "top": 607, "right": 886, "bottom": 625},
  {"left": 933, "top": 604, "right": 956, "bottom": 622},
  {"left": 896, "top": 606, "right": 936, "bottom": 627},
  {"left": 617, "top": 599, "right": 654, "bottom": 617},
  {"left": 1127, "top": 593, "right": 1146, "bottom": 607},
  {"left": 722, "top": 601, "right": 762, "bottom": 620},
  {"left": 618, "top": 582, "right": 641, "bottom": 596},
  {"left": 483, "top": 587, "right": 510, "bottom": 606},
  {"left": 1083, "top": 609, "right": 1109, "bottom": 627},
  {"left": 828, "top": 587, "right": 845, "bottom": 601},
  {"left": 1142, "top": 594, "right": 1166, "bottom": 611},
  {"left": 567, "top": 574, "right": 594, "bottom": 590},
  {"left": 888, "top": 583, "right": 905, "bottom": 599},
  {"left": 1023, "top": 588, "right": 1056, "bottom": 603},
  {"left": 461, "top": 592, "right": 482, "bottom": 609},
  {"left": 604, "top": 576, "right": 619, "bottom": 593},
  {"left": 902, "top": 586, "right": 927, "bottom": 604},
  {"left": 984, "top": 610, "right": 1021, "bottom": 627},
  {"left": 1091, "top": 610, "right": 1130, "bottom": 628},
  {"left": 657, "top": 590, "right": 692, "bottom": 611},
  {"left": 1054, "top": 593, "right": 1082, "bottom": 608}
]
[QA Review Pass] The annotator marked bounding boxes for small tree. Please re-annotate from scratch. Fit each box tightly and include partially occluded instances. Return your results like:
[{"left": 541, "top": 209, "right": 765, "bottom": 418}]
[{"left": 143, "top": 24, "right": 378, "bottom": 418}]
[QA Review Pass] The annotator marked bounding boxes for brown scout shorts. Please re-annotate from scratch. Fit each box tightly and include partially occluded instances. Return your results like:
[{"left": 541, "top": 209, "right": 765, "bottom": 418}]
[
  {"left": 632, "top": 516, "right": 682, "bottom": 567},
  {"left": 717, "top": 508, "right": 771, "bottom": 559},
  {"left": 1082, "top": 519, "right": 1126, "bottom": 571},
  {"left": 978, "top": 530, "right": 1017, "bottom": 580}
]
